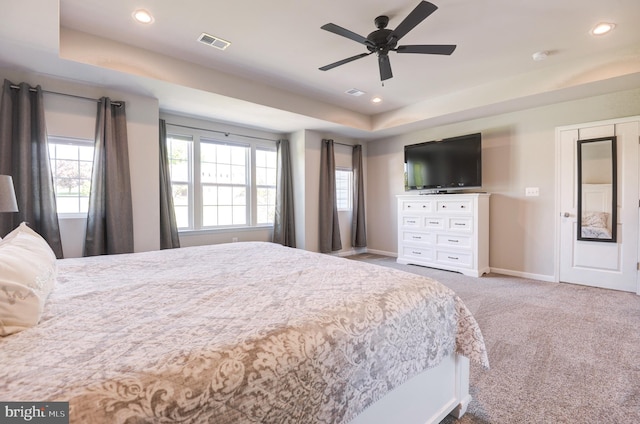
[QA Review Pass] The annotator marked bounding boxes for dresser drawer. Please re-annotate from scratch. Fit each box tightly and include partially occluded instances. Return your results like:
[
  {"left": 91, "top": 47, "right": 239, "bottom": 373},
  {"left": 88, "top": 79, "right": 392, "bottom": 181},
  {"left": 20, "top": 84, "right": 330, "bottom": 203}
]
[
  {"left": 436, "top": 250, "right": 472, "bottom": 267},
  {"left": 402, "top": 201, "right": 433, "bottom": 212},
  {"left": 448, "top": 217, "right": 473, "bottom": 232},
  {"left": 436, "top": 234, "right": 472, "bottom": 248},
  {"left": 437, "top": 200, "right": 472, "bottom": 213},
  {"left": 402, "top": 231, "right": 432, "bottom": 244},
  {"left": 424, "top": 217, "right": 445, "bottom": 229},
  {"left": 402, "top": 216, "right": 421, "bottom": 227},
  {"left": 402, "top": 246, "right": 434, "bottom": 260}
]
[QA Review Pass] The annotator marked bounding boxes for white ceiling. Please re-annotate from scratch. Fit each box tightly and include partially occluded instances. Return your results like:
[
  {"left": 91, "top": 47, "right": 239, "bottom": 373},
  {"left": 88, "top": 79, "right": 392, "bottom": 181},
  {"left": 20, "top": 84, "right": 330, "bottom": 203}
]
[{"left": 2, "top": 0, "right": 640, "bottom": 140}]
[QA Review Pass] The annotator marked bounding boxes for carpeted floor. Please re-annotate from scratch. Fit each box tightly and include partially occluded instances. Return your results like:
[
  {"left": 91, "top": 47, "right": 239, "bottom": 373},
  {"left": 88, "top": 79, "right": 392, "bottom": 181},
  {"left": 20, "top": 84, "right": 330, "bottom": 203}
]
[{"left": 347, "top": 254, "right": 640, "bottom": 424}]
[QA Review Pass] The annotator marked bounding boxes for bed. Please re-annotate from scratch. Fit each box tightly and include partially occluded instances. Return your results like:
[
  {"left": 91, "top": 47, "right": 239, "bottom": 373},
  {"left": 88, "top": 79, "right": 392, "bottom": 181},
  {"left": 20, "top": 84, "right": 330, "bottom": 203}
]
[{"left": 0, "top": 224, "right": 488, "bottom": 424}]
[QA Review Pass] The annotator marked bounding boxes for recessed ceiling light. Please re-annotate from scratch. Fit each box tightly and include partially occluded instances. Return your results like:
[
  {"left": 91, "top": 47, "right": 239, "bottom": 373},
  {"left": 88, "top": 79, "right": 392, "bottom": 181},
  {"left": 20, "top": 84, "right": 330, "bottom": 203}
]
[
  {"left": 371, "top": 96, "right": 383, "bottom": 104},
  {"left": 591, "top": 22, "right": 616, "bottom": 36},
  {"left": 532, "top": 51, "right": 548, "bottom": 61},
  {"left": 132, "top": 9, "right": 154, "bottom": 24}
]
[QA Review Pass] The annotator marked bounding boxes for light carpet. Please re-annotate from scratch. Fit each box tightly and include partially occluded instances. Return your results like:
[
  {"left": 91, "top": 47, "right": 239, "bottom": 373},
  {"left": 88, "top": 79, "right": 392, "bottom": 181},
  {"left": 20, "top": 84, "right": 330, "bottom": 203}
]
[{"left": 347, "top": 254, "right": 640, "bottom": 424}]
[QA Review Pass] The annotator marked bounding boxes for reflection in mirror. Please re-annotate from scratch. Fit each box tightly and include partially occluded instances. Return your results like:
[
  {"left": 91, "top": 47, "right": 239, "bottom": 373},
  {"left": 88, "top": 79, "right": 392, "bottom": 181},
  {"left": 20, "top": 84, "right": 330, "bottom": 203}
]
[{"left": 577, "top": 136, "right": 617, "bottom": 242}]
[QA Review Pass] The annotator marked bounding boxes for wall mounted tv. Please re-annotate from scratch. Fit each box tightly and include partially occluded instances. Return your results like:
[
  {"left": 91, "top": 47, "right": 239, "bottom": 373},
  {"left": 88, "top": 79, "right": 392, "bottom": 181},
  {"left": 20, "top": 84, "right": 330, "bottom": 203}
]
[{"left": 404, "top": 132, "right": 482, "bottom": 192}]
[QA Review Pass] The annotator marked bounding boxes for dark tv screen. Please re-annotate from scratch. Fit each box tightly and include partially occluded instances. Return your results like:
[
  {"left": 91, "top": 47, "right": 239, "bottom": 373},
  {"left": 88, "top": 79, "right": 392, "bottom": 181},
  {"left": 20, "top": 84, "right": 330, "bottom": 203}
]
[{"left": 404, "top": 133, "right": 482, "bottom": 191}]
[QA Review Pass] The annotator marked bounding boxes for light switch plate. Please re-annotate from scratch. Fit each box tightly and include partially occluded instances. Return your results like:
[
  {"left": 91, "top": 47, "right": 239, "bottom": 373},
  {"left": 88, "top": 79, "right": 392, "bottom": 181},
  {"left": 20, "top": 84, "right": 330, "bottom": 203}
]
[{"left": 525, "top": 187, "right": 540, "bottom": 197}]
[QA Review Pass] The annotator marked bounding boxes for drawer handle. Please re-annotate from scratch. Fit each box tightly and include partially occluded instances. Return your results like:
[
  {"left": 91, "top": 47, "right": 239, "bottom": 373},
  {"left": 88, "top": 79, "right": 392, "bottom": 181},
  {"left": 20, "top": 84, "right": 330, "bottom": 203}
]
[
  {"left": 422, "top": 205, "right": 427, "bottom": 208},
  {"left": 407, "top": 205, "right": 411, "bottom": 208},
  {"left": 447, "top": 256, "right": 459, "bottom": 260},
  {"left": 460, "top": 205, "right": 465, "bottom": 209},
  {"left": 442, "top": 205, "right": 447, "bottom": 208},
  {"left": 412, "top": 251, "right": 422, "bottom": 255},
  {"left": 412, "top": 236, "right": 422, "bottom": 240},
  {"left": 407, "top": 220, "right": 416, "bottom": 224},
  {"left": 429, "top": 221, "right": 439, "bottom": 225},
  {"left": 448, "top": 239, "right": 459, "bottom": 243},
  {"left": 454, "top": 223, "right": 466, "bottom": 226}
]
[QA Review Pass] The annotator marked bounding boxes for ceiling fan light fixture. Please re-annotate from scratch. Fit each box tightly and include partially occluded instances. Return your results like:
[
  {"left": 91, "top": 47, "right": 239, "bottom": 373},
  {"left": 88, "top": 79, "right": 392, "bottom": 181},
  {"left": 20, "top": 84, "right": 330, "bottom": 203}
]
[
  {"left": 591, "top": 22, "right": 616, "bottom": 36},
  {"left": 132, "top": 9, "right": 154, "bottom": 24}
]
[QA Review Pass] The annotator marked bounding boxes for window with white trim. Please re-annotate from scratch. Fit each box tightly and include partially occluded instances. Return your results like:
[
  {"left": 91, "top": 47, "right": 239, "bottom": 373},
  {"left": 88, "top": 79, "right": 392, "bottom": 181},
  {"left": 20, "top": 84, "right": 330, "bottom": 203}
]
[
  {"left": 336, "top": 168, "right": 352, "bottom": 211},
  {"left": 48, "top": 136, "right": 94, "bottom": 214},
  {"left": 166, "top": 127, "right": 277, "bottom": 231}
]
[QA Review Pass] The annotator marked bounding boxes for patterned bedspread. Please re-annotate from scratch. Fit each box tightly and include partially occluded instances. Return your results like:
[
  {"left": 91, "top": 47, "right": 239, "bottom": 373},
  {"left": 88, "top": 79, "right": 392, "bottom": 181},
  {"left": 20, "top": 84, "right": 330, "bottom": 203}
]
[{"left": 0, "top": 242, "right": 488, "bottom": 423}]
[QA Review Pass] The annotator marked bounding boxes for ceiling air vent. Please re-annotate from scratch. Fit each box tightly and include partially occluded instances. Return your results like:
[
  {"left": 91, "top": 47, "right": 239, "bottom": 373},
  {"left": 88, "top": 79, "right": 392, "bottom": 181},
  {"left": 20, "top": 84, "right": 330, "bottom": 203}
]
[
  {"left": 198, "top": 33, "right": 231, "bottom": 50},
  {"left": 345, "top": 88, "right": 365, "bottom": 96}
]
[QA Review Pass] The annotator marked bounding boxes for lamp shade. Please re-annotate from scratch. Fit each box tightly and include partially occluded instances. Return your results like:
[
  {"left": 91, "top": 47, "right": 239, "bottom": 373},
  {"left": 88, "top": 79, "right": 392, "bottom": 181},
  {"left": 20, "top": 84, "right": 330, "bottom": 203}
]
[{"left": 0, "top": 175, "right": 18, "bottom": 212}]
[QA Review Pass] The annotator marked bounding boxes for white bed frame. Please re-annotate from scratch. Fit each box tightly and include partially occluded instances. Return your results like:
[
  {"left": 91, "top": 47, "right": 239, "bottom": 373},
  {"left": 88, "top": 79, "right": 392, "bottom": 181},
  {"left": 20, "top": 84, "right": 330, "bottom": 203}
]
[{"left": 350, "top": 352, "right": 471, "bottom": 424}]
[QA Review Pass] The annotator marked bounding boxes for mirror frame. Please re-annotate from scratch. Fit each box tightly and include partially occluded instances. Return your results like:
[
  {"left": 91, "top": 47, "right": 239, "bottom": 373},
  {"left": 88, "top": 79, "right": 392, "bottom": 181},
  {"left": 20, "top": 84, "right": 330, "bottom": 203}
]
[{"left": 576, "top": 136, "right": 617, "bottom": 242}]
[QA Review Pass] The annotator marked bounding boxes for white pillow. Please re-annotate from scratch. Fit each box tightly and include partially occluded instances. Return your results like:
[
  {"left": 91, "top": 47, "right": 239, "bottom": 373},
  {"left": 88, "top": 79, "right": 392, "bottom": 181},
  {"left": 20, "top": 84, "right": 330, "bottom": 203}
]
[{"left": 0, "top": 223, "right": 57, "bottom": 336}]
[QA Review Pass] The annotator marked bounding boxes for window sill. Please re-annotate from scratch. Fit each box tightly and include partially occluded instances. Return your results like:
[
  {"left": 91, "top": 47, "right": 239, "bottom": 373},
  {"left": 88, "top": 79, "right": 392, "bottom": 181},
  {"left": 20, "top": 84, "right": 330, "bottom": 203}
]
[
  {"left": 57, "top": 213, "right": 88, "bottom": 220},
  {"left": 178, "top": 225, "right": 273, "bottom": 236}
]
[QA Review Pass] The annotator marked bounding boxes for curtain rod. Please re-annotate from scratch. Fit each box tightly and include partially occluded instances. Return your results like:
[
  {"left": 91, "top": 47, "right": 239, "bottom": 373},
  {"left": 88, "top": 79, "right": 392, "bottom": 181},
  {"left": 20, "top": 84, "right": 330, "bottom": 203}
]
[
  {"left": 9, "top": 84, "right": 122, "bottom": 107},
  {"left": 166, "top": 122, "right": 279, "bottom": 142},
  {"left": 324, "top": 139, "right": 356, "bottom": 148}
]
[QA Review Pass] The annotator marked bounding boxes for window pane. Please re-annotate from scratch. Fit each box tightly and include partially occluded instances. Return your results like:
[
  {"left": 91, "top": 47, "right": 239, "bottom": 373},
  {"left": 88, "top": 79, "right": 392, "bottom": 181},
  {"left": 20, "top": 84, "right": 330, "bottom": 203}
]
[
  {"left": 203, "top": 206, "right": 217, "bottom": 227},
  {"left": 173, "top": 184, "right": 189, "bottom": 206},
  {"left": 202, "top": 185, "right": 217, "bottom": 205},
  {"left": 233, "top": 205, "right": 246, "bottom": 225},
  {"left": 231, "top": 165, "right": 246, "bottom": 184},
  {"left": 217, "top": 164, "right": 231, "bottom": 183},
  {"left": 175, "top": 206, "right": 190, "bottom": 228},
  {"left": 201, "top": 162, "right": 216, "bottom": 183},
  {"left": 231, "top": 146, "right": 245, "bottom": 165},
  {"left": 200, "top": 143, "right": 216, "bottom": 163},
  {"left": 48, "top": 137, "right": 95, "bottom": 214},
  {"left": 218, "top": 186, "right": 232, "bottom": 204},
  {"left": 218, "top": 205, "right": 233, "bottom": 226},
  {"left": 336, "top": 169, "right": 352, "bottom": 211}
]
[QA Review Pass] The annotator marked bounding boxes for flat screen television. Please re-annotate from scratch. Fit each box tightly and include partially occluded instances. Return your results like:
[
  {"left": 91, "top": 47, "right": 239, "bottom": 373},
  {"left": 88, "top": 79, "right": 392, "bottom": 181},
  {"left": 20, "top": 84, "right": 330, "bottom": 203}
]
[{"left": 404, "top": 132, "right": 482, "bottom": 192}]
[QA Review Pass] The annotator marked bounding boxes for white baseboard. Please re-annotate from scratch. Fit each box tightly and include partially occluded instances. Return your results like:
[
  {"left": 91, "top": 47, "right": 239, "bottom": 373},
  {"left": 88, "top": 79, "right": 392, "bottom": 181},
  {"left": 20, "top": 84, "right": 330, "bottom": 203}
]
[
  {"left": 490, "top": 267, "right": 556, "bottom": 283},
  {"left": 364, "top": 248, "right": 397, "bottom": 257}
]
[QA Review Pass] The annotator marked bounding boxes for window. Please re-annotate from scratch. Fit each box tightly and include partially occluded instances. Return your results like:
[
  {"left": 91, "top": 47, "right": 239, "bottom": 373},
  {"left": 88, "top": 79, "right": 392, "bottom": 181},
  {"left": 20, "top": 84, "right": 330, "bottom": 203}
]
[
  {"left": 166, "top": 126, "right": 277, "bottom": 231},
  {"left": 201, "top": 140, "right": 248, "bottom": 227},
  {"left": 256, "top": 148, "right": 277, "bottom": 225},
  {"left": 48, "top": 136, "right": 94, "bottom": 214},
  {"left": 166, "top": 135, "right": 192, "bottom": 229},
  {"left": 336, "top": 168, "right": 352, "bottom": 211}
]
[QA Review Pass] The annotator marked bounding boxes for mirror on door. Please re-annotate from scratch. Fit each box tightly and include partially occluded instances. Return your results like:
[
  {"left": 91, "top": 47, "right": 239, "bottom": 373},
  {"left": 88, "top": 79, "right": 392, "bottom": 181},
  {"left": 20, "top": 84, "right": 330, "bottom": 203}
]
[{"left": 577, "top": 136, "right": 617, "bottom": 242}]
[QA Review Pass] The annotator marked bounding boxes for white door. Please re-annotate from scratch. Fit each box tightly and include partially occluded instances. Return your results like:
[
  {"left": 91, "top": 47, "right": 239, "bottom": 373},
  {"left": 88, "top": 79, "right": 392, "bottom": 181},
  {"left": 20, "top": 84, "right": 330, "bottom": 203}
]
[{"left": 558, "top": 117, "right": 639, "bottom": 293}]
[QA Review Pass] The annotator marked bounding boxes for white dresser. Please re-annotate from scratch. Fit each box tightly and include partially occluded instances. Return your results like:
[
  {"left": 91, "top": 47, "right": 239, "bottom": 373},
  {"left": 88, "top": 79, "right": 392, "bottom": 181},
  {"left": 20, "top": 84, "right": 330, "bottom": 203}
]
[{"left": 396, "top": 193, "right": 490, "bottom": 277}]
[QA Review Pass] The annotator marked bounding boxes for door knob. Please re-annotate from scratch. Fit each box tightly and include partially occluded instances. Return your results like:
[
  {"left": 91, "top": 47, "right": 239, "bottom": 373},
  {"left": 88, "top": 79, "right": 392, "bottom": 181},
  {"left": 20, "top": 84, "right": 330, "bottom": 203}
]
[{"left": 563, "top": 212, "right": 571, "bottom": 217}]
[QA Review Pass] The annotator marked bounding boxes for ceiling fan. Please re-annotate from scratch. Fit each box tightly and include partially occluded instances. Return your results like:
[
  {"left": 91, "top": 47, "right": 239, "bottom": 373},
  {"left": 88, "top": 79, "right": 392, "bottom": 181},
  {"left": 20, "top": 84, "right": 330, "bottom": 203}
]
[{"left": 319, "top": 1, "right": 456, "bottom": 82}]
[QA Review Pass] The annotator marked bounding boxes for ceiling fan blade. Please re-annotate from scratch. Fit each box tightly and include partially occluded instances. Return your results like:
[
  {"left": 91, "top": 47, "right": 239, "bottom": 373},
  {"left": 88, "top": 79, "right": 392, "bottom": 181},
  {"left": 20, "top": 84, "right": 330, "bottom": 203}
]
[
  {"left": 388, "top": 1, "right": 438, "bottom": 43},
  {"left": 319, "top": 52, "right": 372, "bottom": 71},
  {"left": 379, "top": 54, "right": 393, "bottom": 81},
  {"left": 396, "top": 44, "right": 457, "bottom": 55},
  {"left": 321, "top": 23, "right": 375, "bottom": 47}
]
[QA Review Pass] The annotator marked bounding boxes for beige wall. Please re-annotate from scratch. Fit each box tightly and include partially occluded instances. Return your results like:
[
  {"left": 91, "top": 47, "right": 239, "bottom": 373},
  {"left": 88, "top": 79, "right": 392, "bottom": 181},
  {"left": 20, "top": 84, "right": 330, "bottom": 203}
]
[{"left": 365, "top": 87, "right": 640, "bottom": 279}]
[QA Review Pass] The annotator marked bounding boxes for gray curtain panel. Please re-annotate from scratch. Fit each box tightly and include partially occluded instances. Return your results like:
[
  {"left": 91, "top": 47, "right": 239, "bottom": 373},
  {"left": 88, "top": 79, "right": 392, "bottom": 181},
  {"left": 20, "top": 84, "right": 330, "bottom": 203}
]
[
  {"left": 158, "top": 119, "right": 180, "bottom": 249},
  {"left": 84, "top": 97, "right": 134, "bottom": 256},
  {"left": 0, "top": 80, "right": 63, "bottom": 258},
  {"left": 352, "top": 144, "right": 367, "bottom": 247},
  {"left": 273, "top": 139, "right": 296, "bottom": 247},
  {"left": 319, "top": 139, "right": 342, "bottom": 253}
]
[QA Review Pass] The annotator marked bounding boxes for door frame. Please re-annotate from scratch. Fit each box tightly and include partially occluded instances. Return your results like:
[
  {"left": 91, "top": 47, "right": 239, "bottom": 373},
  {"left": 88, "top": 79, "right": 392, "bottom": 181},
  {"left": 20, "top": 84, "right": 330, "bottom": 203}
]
[{"left": 554, "top": 115, "right": 640, "bottom": 295}]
